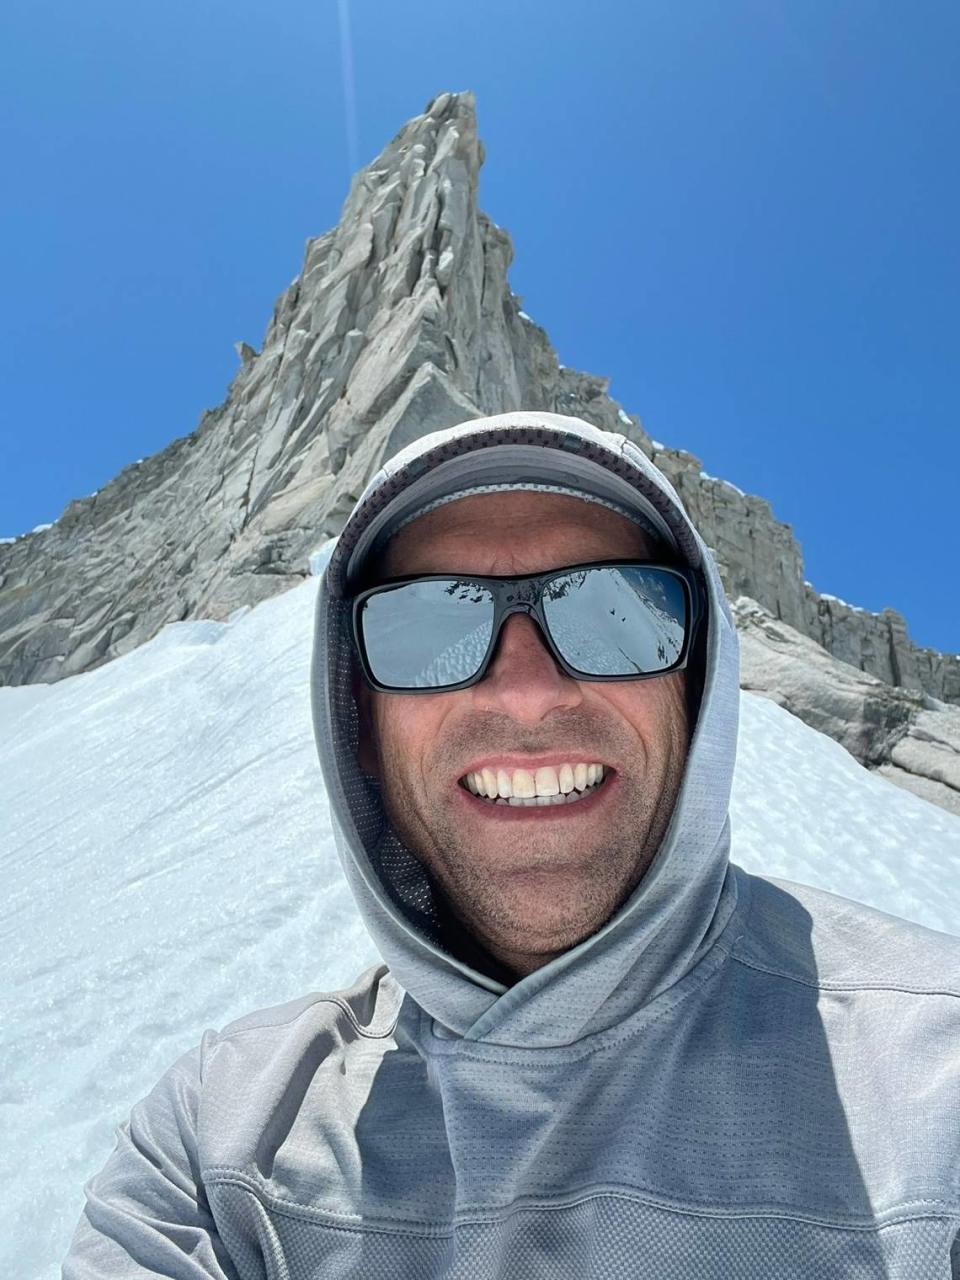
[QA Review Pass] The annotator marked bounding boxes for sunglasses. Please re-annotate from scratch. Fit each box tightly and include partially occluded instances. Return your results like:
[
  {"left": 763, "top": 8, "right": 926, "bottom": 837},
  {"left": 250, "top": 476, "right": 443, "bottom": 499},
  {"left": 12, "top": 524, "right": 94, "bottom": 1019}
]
[{"left": 351, "top": 560, "right": 704, "bottom": 694}]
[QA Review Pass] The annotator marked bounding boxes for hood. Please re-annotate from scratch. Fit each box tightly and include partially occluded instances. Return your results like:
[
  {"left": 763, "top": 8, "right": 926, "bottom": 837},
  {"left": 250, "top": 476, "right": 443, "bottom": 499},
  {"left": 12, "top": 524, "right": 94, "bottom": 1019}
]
[{"left": 310, "top": 410, "right": 741, "bottom": 1049}]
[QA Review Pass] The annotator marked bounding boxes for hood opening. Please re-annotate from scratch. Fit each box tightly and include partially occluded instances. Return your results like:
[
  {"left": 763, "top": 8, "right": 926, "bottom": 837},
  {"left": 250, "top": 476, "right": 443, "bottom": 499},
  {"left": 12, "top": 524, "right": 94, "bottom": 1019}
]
[{"left": 311, "top": 411, "right": 740, "bottom": 1044}]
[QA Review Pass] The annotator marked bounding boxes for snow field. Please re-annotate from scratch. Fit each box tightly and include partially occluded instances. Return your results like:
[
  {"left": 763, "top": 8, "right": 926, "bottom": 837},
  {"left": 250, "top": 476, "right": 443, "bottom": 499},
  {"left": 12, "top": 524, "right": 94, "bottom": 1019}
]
[{"left": 2, "top": 571, "right": 958, "bottom": 1276}]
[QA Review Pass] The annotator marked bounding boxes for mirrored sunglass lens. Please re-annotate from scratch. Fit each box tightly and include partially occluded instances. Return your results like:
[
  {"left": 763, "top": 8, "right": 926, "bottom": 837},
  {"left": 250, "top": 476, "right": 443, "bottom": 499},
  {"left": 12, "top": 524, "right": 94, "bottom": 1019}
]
[
  {"left": 542, "top": 566, "right": 688, "bottom": 676},
  {"left": 360, "top": 579, "right": 495, "bottom": 688}
]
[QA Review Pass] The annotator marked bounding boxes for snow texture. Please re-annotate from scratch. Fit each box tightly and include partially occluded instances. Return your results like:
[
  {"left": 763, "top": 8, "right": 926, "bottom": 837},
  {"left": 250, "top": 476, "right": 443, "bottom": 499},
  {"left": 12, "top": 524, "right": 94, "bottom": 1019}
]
[
  {"left": 2, "top": 572, "right": 959, "bottom": 1276},
  {"left": 308, "top": 538, "right": 337, "bottom": 577},
  {"left": 820, "top": 591, "right": 866, "bottom": 614},
  {"left": 699, "top": 470, "right": 746, "bottom": 498}
]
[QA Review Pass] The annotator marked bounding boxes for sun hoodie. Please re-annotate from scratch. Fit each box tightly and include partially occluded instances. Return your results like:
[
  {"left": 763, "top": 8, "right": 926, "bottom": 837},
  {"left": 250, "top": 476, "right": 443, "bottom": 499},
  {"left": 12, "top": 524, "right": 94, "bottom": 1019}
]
[{"left": 65, "top": 411, "right": 960, "bottom": 1278}]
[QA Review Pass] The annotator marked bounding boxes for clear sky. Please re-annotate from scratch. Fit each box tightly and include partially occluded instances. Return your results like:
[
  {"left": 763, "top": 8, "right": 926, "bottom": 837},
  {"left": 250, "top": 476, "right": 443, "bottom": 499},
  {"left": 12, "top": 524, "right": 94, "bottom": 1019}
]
[{"left": 1, "top": 1, "right": 957, "bottom": 654}]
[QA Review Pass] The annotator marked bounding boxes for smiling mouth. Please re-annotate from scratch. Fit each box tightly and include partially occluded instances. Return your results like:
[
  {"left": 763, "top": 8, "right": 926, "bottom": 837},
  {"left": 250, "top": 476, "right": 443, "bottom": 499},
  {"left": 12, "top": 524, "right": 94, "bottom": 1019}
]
[{"left": 460, "top": 762, "right": 611, "bottom": 803}]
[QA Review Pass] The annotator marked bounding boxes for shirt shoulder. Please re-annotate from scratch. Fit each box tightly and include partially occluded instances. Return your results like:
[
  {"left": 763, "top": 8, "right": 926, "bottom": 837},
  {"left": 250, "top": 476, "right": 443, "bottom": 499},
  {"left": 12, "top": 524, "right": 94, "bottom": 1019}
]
[
  {"left": 202, "top": 962, "right": 401, "bottom": 1061},
  {"left": 731, "top": 865, "right": 960, "bottom": 996}
]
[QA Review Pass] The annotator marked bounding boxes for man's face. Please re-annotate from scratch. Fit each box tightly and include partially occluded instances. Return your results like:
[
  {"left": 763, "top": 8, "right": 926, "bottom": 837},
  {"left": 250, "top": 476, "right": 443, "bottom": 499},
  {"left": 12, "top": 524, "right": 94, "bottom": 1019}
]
[{"left": 358, "top": 491, "right": 690, "bottom": 978}]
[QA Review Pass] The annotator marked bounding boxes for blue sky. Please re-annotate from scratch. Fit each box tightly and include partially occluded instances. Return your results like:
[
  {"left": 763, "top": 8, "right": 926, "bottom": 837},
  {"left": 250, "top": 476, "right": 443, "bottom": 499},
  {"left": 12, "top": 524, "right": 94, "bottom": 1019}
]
[{"left": 1, "top": 0, "right": 957, "bottom": 654}]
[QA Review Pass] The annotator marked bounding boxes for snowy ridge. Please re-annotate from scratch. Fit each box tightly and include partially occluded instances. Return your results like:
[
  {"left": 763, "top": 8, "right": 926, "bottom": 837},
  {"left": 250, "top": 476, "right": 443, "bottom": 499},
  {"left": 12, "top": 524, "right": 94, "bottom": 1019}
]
[
  {"left": 2, "top": 574, "right": 959, "bottom": 1276},
  {"left": 699, "top": 469, "right": 746, "bottom": 498}
]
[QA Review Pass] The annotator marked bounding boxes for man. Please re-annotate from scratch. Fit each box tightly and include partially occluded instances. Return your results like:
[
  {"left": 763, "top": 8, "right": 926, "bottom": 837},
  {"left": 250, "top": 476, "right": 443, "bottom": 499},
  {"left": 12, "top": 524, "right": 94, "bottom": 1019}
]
[
  {"left": 66, "top": 411, "right": 960, "bottom": 1277},
  {"left": 352, "top": 485, "right": 693, "bottom": 983}
]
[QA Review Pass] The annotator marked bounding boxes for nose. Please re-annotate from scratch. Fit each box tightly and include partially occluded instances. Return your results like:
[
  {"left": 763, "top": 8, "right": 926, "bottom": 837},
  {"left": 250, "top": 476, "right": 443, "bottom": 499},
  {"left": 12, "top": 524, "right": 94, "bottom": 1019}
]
[{"left": 472, "top": 613, "right": 583, "bottom": 723}]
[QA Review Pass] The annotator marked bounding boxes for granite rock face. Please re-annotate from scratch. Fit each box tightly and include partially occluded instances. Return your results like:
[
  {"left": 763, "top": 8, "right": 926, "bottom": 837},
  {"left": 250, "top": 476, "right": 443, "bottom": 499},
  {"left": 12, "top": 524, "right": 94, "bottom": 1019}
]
[
  {"left": 735, "top": 595, "right": 960, "bottom": 817},
  {"left": 1, "top": 92, "right": 957, "bottom": 767},
  {"left": 0, "top": 92, "right": 635, "bottom": 687},
  {"left": 651, "top": 443, "right": 960, "bottom": 706}
]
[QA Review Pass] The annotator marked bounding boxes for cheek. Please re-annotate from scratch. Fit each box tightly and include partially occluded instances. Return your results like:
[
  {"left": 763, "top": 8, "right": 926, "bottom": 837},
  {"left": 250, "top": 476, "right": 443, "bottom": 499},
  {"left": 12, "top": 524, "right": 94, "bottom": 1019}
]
[
  {"left": 372, "top": 695, "right": 450, "bottom": 781},
  {"left": 660, "top": 673, "right": 690, "bottom": 728},
  {"left": 605, "top": 674, "right": 689, "bottom": 751}
]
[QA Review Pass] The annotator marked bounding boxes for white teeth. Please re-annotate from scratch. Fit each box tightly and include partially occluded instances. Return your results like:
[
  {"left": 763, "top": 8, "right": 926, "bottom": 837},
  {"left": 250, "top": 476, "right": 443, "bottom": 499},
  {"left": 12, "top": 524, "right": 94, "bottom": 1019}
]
[
  {"left": 534, "top": 766, "right": 560, "bottom": 796},
  {"left": 462, "top": 761, "right": 608, "bottom": 802},
  {"left": 498, "top": 788, "right": 592, "bottom": 807},
  {"left": 512, "top": 768, "right": 536, "bottom": 798}
]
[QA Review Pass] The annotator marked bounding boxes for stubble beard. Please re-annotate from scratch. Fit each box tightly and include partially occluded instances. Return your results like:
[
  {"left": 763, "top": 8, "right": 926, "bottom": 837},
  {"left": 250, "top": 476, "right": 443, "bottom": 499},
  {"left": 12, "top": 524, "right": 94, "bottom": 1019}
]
[{"left": 375, "top": 719, "right": 689, "bottom": 974}]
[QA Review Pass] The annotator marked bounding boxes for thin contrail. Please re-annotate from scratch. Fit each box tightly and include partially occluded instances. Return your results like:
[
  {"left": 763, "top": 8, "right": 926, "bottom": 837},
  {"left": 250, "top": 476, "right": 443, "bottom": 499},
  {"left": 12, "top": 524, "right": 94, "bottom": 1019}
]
[{"left": 337, "top": 0, "right": 359, "bottom": 178}]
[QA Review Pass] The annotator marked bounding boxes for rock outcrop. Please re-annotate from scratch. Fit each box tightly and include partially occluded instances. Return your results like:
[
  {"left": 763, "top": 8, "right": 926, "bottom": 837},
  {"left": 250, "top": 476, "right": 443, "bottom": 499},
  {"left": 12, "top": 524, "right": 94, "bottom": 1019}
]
[
  {"left": 0, "top": 93, "right": 637, "bottom": 687},
  {"left": 736, "top": 595, "right": 960, "bottom": 816},
  {"left": 1, "top": 90, "right": 957, "bottom": 804},
  {"left": 651, "top": 443, "right": 960, "bottom": 705}
]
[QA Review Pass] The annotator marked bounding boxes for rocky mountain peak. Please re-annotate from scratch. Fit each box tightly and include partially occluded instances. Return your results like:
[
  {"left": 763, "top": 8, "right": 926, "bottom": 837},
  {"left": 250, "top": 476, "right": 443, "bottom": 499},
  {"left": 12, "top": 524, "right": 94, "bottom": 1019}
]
[
  {"left": 0, "top": 91, "right": 957, "bottom": 811},
  {"left": 0, "top": 91, "right": 636, "bottom": 688}
]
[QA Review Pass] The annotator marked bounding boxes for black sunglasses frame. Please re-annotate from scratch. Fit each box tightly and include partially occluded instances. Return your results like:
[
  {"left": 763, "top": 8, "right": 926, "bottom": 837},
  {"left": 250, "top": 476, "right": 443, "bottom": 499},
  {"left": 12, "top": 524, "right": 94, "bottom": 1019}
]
[{"left": 350, "top": 559, "right": 706, "bottom": 695}]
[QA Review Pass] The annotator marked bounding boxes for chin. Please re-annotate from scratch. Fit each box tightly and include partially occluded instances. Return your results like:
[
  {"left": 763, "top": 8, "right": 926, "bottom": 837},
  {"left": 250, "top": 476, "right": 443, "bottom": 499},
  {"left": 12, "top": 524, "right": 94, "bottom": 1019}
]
[{"left": 478, "top": 887, "right": 614, "bottom": 955}]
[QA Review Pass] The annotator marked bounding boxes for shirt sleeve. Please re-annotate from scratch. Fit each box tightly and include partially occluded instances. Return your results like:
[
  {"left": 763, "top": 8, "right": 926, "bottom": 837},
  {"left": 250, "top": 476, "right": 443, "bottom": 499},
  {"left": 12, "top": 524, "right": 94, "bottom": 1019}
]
[{"left": 62, "top": 1034, "right": 239, "bottom": 1279}]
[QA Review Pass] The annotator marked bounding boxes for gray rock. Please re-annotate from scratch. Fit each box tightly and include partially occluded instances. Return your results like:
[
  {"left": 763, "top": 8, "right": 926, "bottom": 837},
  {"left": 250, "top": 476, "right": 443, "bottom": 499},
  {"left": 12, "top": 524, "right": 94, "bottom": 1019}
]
[
  {"left": 735, "top": 595, "right": 960, "bottom": 817},
  {"left": 1, "top": 89, "right": 957, "bottom": 733}
]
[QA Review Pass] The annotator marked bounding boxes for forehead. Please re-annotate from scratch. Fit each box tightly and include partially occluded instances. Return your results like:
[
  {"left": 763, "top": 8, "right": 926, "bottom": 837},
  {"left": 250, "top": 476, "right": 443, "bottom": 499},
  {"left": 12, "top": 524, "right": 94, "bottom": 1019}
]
[{"left": 380, "top": 490, "right": 658, "bottom": 578}]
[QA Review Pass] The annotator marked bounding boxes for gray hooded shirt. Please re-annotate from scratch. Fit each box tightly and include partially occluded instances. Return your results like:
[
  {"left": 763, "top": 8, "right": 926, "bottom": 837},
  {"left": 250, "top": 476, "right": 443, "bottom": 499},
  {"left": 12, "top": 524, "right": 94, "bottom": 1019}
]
[{"left": 65, "top": 412, "right": 960, "bottom": 1278}]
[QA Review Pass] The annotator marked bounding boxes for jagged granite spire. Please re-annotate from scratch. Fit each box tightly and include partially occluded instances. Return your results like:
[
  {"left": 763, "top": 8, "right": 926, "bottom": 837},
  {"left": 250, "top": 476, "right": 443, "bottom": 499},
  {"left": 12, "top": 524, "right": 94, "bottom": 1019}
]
[
  {"left": 0, "top": 92, "right": 635, "bottom": 685},
  {"left": 1, "top": 93, "right": 958, "bottom": 751}
]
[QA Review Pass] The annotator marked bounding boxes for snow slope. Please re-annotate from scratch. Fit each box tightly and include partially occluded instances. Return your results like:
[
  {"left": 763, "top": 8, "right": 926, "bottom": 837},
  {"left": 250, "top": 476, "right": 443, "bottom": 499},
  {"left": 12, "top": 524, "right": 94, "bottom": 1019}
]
[{"left": 3, "top": 569, "right": 959, "bottom": 1277}]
